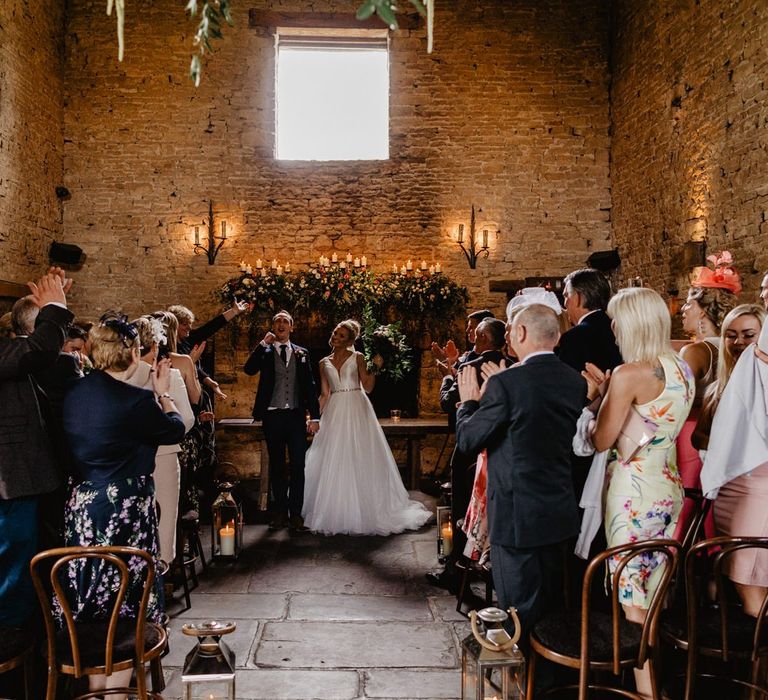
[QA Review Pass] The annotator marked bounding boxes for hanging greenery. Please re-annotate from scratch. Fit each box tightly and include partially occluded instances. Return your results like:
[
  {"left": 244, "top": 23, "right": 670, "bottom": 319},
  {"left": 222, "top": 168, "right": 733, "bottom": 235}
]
[
  {"left": 104, "top": 1, "right": 433, "bottom": 86},
  {"left": 217, "top": 265, "right": 468, "bottom": 340},
  {"left": 360, "top": 306, "right": 413, "bottom": 381}
]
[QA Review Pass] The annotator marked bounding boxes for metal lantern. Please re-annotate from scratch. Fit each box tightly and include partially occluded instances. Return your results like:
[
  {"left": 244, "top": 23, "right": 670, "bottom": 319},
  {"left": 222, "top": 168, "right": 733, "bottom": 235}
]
[
  {"left": 461, "top": 607, "right": 525, "bottom": 700},
  {"left": 436, "top": 505, "right": 453, "bottom": 561},
  {"left": 181, "top": 620, "right": 237, "bottom": 700},
  {"left": 211, "top": 482, "right": 243, "bottom": 560}
]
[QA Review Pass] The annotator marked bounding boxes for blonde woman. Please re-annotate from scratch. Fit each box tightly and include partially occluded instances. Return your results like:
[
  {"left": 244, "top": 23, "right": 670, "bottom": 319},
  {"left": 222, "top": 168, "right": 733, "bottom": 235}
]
[
  {"left": 302, "top": 320, "right": 431, "bottom": 536},
  {"left": 584, "top": 288, "right": 694, "bottom": 698}
]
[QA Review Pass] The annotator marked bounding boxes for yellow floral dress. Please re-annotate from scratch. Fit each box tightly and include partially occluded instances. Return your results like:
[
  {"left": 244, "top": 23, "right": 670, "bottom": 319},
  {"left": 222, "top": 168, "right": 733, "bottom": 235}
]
[{"left": 604, "top": 354, "right": 694, "bottom": 608}]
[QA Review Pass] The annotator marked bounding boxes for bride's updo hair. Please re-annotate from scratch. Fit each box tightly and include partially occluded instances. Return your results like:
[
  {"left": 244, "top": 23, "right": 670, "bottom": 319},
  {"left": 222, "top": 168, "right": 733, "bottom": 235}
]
[{"left": 337, "top": 319, "right": 360, "bottom": 343}]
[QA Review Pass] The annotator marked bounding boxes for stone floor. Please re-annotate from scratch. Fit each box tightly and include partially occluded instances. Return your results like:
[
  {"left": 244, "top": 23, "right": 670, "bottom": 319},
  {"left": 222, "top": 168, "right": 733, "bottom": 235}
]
[{"left": 160, "top": 519, "right": 471, "bottom": 700}]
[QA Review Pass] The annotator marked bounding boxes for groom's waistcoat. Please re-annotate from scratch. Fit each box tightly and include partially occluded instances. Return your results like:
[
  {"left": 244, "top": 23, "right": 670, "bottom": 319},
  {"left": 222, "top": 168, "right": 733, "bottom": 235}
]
[{"left": 269, "top": 351, "right": 300, "bottom": 410}]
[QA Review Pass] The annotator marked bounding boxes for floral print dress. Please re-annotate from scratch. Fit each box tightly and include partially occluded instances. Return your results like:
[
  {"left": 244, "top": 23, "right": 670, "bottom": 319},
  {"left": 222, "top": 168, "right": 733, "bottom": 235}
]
[{"left": 604, "top": 354, "right": 694, "bottom": 608}]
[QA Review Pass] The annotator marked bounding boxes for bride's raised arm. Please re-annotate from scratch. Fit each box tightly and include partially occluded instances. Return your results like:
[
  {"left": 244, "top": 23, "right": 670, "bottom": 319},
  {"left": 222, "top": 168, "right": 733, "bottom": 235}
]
[{"left": 356, "top": 352, "right": 382, "bottom": 394}]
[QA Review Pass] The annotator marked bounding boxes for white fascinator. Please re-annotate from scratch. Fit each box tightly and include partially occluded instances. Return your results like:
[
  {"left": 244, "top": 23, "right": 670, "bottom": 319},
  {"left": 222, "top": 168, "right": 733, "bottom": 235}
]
[{"left": 505, "top": 287, "right": 564, "bottom": 319}]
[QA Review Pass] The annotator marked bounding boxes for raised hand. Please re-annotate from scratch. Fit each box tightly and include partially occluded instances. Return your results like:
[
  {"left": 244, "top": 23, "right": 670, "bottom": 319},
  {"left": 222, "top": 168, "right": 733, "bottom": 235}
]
[
  {"left": 480, "top": 359, "right": 507, "bottom": 384},
  {"left": 444, "top": 339, "right": 459, "bottom": 366},
  {"left": 233, "top": 298, "right": 249, "bottom": 315},
  {"left": 581, "top": 363, "right": 611, "bottom": 402},
  {"left": 262, "top": 331, "right": 276, "bottom": 346},
  {"left": 189, "top": 341, "right": 206, "bottom": 364},
  {"left": 27, "top": 269, "right": 69, "bottom": 308},
  {"left": 457, "top": 366, "right": 481, "bottom": 403},
  {"left": 430, "top": 341, "right": 447, "bottom": 363},
  {"left": 151, "top": 357, "right": 173, "bottom": 396}
]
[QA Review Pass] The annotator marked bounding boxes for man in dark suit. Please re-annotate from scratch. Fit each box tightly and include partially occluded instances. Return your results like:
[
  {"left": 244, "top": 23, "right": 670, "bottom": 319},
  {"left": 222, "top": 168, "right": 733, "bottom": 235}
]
[
  {"left": 456, "top": 304, "right": 587, "bottom": 642},
  {"left": 244, "top": 311, "right": 320, "bottom": 531},
  {"left": 0, "top": 269, "right": 73, "bottom": 627},
  {"left": 557, "top": 268, "right": 622, "bottom": 375}
]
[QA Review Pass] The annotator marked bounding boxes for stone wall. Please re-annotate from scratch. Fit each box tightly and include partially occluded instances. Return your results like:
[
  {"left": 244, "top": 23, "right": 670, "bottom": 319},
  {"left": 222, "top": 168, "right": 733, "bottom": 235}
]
[
  {"left": 60, "top": 0, "right": 612, "bottom": 422},
  {"left": 0, "top": 0, "right": 64, "bottom": 285},
  {"left": 611, "top": 0, "right": 768, "bottom": 303}
]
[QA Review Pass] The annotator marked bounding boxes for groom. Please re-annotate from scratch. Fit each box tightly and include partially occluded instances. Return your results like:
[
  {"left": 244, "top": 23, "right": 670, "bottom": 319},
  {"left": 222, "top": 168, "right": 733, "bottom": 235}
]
[{"left": 244, "top": 311, "right": 320, "bottom": 532}]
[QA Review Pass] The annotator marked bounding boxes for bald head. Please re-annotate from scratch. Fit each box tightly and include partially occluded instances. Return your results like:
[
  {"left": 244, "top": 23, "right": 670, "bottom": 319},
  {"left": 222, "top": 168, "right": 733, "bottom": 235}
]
[{"left": 509, "top": 303, "right": 560, "bottom": 360}]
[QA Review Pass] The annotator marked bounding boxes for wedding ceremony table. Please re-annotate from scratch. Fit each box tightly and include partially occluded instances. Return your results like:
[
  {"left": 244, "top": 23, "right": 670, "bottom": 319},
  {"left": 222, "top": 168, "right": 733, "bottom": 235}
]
[{"left": 217, "top": 417, "right": 450, "bottom": 507}]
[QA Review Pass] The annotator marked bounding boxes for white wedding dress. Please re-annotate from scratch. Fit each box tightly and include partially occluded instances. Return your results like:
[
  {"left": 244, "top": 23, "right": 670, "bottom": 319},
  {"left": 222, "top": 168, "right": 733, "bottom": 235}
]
[{"left": 302, "top": 353, "right": 432, "bottom": 536}]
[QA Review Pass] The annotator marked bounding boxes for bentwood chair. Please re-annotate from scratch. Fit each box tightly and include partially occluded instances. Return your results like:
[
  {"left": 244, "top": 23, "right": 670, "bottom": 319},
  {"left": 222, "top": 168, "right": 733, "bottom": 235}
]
[
  {"left": 660, "top": 536, "right": 768, "bottom": 700},
  {"left": 527, "top": 539, "right": 681, "bottom": 700},
  {"left": 30, "top": 546, "right": 167, "bottom": 700},
  {"left": 0, "top": 625, "right": 35, "bottom": 699}
]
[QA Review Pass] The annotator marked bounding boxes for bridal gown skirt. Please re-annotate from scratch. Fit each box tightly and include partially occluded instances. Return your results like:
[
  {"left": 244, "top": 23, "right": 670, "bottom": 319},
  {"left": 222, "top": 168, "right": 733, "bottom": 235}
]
[{"left": 302, "top": 389, "right": 432, "bottom": 536}]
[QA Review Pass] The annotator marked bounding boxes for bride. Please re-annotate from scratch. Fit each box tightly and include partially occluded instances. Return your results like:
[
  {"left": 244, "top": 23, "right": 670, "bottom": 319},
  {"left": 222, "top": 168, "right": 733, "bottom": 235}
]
[{"left": 302, "top": 319, "right": 432, "bottom": 536}]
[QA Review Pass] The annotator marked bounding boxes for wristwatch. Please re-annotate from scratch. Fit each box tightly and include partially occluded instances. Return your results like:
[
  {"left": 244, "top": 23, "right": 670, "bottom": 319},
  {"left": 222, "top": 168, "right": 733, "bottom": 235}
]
[{"left": 158, "top": 393, "right": 173, "bottom": 400}]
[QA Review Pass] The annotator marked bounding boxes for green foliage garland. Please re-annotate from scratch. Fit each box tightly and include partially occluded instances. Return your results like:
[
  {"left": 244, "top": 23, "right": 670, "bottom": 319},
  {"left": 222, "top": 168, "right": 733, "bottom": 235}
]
[{"left": 361, "top": 306, "right": 412, "bottom": 381}]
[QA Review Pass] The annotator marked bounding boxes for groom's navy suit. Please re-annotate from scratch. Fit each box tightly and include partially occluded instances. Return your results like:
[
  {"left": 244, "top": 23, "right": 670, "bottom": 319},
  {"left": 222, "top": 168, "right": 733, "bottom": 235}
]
[
  {"left": 244, "top": 341, "right": 320, "bottom": 520},
  {"left": 456, "top": 353, "right": 586, "bottom": 642}
]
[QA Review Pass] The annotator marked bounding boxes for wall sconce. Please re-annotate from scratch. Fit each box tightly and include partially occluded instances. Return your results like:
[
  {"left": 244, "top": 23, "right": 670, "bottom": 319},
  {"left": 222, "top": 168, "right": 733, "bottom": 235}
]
[
  {"left": 683, "top": 240, "right": 706, "bottom": 270},
  {"left": 456, "top": 205, "right": 493, "bottom": 269},
  {"left": 194, "top": 200, "right": 228, "bottom": 265}
]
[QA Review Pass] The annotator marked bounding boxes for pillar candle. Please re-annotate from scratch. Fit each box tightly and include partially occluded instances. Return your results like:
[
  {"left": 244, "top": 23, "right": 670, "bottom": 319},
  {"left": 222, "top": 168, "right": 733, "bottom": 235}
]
[
  {"left": 271, "top": 259, "right": 277, "bottom": 269},
  {"left": 429, "top": 265, "right": 435, "bottom": 275},
  {"left": 285, "top": 262, "right": 291, "bottom": 273},
  {"left": 346, "top": 252, "right": 353, "bottom": 263},
  {"left": 331, "top": 252, "right": 338, "bottom": 263},
  {"left": 219, "top": 522, "right": 235, "bottom": 556},
  {"left": 406, "top": 260, "right": 413, "bottom": 271},
  {"left": 354, "top": 257, "right": 361, "bottom": 268},
  {"left": 400, "top": 266, "right": 406, "bottom": 275},
  {"left": 482, "top": 229, "right": 489, "bottom": 248},
  {"left": 260, "top": 268, "right": 267, "bottom": 278},
  {"left": 256, "top": 259, "right": 263, "bottom": 269},
  {"left": 240, "top": 261, "right": 247, "bottom": 272},
  {"left": 420, "top": 260, "right": 427, "bottom": 270},
  {"left": 339, "top": 261, "right": 347, "bottom": 269},
  {"left": 361, "top": 255, "right": 367, "bottom": 267},
  {"left": 435, "top": 263, "right": 442, "bottom": 273},
  {"left": 221, "top": 221, "right": 227, "bottom": 239},
  {"left": 194, "top": 226, "right": 200, "bottom": 245},
  {"left": 392, "top": 264, "right": 398, "bottom": 273},
  {"left": 441, "top": 522, "right": 453, "bottom": 556}
]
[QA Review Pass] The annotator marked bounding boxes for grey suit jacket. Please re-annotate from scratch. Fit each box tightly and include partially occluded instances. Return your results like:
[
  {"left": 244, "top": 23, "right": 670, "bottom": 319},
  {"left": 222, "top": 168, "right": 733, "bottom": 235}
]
[
  {"left": 456, "top": 354, "right": 587, "bottom": 549},
  {"left": 0, "top": 303, "right": 73, "bottom": 500}
]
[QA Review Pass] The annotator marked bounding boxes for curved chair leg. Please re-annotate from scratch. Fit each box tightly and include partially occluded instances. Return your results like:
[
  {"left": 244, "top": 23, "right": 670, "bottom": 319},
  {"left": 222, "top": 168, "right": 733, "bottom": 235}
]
[
  {"left": 22, "top": 655, "right": 33, "bottom": 700},
  {"left": 684, "top": 642, "right": 697, "bottom": 700},
  {"left": 150, "top": 656, "right": 165, "bottom": 692},
  {"left": 526, "top": 646, "right": 537, "bottom": 699}
]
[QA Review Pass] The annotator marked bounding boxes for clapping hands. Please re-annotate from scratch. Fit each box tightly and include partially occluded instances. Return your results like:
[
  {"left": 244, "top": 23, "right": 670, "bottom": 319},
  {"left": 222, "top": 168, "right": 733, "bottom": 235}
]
[
  {"left": 581, "top": 362, "right": 611, "bottom": 402},
  {"left": 151, "top": 357, "right": 173, "bottom": 396},
  {"left": 431, "top": 339, "right": 460, "bottom": 377}
]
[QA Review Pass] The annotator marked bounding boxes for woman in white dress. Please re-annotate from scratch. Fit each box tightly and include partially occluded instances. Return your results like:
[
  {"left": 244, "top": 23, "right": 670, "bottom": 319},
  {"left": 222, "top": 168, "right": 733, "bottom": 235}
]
[{"left": 302, "top": 320, "right": 432, "bottom": 536}]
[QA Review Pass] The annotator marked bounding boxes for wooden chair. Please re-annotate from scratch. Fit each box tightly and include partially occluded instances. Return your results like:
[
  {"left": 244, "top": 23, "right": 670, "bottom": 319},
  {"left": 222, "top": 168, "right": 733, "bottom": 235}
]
[
  {"left": 0, "top": 626, "right": 35, "bottom": 699},
  {"left": 527, "top": 539, "right": 681, "bottom": 700},
  {"left": 660, "top": 536, "right": 768, "bottom": 700},
  {"left": 679, "top": 488, "right": 712, "bottom": 552},
  {"left": 30, "top": 546, "right": 167, "bottom": 700}
]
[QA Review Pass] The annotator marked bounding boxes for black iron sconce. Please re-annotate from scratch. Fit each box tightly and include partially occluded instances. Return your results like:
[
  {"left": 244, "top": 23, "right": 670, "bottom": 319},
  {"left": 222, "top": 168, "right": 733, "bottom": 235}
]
[
  {"left": 194, "top": 201, "right": 228, "bottom": 265},
  {"left": 457, "top": 205, "right": 493, "bottom": 269}
]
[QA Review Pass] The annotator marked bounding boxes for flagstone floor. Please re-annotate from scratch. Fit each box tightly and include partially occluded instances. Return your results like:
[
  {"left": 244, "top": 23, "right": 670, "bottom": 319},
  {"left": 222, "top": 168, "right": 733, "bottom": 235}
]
[{"left": 161, "top": 515, "right": 471, "bottom": 700}]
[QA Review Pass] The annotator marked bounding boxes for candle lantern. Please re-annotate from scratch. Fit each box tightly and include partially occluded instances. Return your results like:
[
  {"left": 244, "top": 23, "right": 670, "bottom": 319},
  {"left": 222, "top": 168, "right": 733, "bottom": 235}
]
[
  {"left": 436, "top": 505, "right": 453, "bottom": 561},
  {"left": 181, "top": 620, "right": 237, "bottom": 700},
  {"left": 211, "top": 482, "right": 243, "bottom": 560},
  {"left": 461, "top": 607, "right": 525, "bottom": 700}
]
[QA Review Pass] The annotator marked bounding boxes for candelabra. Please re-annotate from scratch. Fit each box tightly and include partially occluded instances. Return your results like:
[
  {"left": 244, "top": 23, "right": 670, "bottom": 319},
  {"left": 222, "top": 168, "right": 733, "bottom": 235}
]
[
  {"left": 193, "top": 200, "right": 227, "bottom": 265},
  {"left": 456, "top": 205, "right": 492, "bottom": 269}
]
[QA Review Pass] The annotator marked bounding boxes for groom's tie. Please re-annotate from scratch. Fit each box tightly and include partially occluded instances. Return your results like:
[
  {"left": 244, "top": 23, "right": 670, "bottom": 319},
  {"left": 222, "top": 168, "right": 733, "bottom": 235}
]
[{"left": 279, "top": 344, "right": 287, "bottom": 365}]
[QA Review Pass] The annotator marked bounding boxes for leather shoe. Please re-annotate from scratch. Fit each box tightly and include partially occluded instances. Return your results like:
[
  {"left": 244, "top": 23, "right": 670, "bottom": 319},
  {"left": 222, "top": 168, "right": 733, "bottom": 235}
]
[
  {"left": 425, "top": 568, "right": 457, "bottom": 593},
  {"left": 268, "top": 515, "right": 288, "bottom": 531},
  {"left": 289, "top": 515, "right": 309, "bottom": 533}
]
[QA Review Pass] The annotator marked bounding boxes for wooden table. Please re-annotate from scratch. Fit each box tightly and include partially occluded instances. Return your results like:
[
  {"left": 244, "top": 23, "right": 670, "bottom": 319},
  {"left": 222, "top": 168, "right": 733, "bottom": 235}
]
[{"left": 217, "top": 418, "right": 450, "bottom": 507}]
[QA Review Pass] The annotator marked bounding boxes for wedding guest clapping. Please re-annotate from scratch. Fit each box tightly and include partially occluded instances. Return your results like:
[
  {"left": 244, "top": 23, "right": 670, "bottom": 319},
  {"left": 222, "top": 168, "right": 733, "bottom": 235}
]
[
  {"left": 700, "top": 306, "right": 768, "bottom": 616},
  {"left": 0, "top": 268, "right": 73, "bottom": 627},
  {"left": 583, "top": 288, "right": 694, "bottom": 698},
  {"left": 128, "top": 316, "right": 195, "bottom": 562}
]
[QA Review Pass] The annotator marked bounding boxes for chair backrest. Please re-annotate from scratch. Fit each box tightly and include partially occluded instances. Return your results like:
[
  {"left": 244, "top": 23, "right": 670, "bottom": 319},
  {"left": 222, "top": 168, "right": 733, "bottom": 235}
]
[
  {"left": 582, "top": 539, "right": 682, "bottom": 674},
  {"left": 30, "top": 546, "right": 155, "bottom": 678},
  {"left": 680, "top": 488, "right": 712, "bottom": 552},
  {"left": 685, "top": 536, "right": 768, "bottom": 663}
]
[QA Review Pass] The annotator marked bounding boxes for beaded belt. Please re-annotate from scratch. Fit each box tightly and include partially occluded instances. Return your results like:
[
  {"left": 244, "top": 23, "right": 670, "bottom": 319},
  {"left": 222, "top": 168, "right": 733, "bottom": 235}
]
[{"left": 331, "top": 388, "right": 362, "bottom": 394}]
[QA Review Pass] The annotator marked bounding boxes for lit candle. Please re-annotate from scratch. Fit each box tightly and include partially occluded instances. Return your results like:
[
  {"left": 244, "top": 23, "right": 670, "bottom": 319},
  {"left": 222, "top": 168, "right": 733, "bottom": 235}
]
[
  {"left": 339, "top": 261, "right": 347, "bottom": 269},
  {"left": 457, "top": 224, "right": 465, "bottom": 244},
  {"left": 219, "top": 521, "right": 235, "bottom": 556},
  {"left": 346, "top": 252, "right": 353, "bottom": 263},
  {"left": 392, "top": 263, "right": 398, "bottom": 273},
  {"left": 260, "top": 268, "right": 267, "bottom": 278},
  {"left": 271, "top": 259, "right": 278, "bottom": 269},
  {"left": 276, "top": 265, "right": 283, "bottom": 275},
  {"left": 400, "top": 265, "right": 406, "bottom": 275},
  {"left": 285, "top": 262, "right": 291, "bottom": 273},
  {"left": 240, "top": 261, "right": 246, "bottom": 272},
  {"left": 194, "top": 226, "right": 200, "bottom": 245},
  {"left": 429, "top": 265, "right": 435, "bottom": 275},
  {"left": 246, "top": 264, "right": 253, "bottom": 275},
  {"left": 420, "top": 260, "right": 427, "bottom": 270},
  {"left": 482, "top": 228, "right": 488, "bottom": 248},
  {"left": 319, "top": 255, "right": 324, "bottom": 265},
  {"left": 256, "top": 259, "right": 263, "bottom": 269},
  {"left": 354, "top": 257, "right": 361, "bottom": 268},
  {"left": 406, "top": 260, "right": 413, "bottom": 271},
  {"left": 220, "top": 221, "right": 227, "bottom": 239},
  {"left": 435, "top": 263, "right": 442, "bottom": 273},
  {"left": 441, "top": 522, "right": 453, "bottom": 556},
  {"left": 361, "top": 255, "right": 367, "bottom": 267},
  {"left": 331, "top": 252, "right": 338, "bottom": 263}
]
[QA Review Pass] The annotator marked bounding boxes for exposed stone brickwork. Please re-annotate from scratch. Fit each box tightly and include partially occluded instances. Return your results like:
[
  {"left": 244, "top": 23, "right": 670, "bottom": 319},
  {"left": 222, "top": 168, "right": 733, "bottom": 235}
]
[
  {"left": 0, "top": 0, "right": 64, "bottom": 282},
  {"left": 60, "top": 0, "right": 612, "bottom": 420},
  {"left": 611, "top": 0, "right": 768, "bottom": 303}
]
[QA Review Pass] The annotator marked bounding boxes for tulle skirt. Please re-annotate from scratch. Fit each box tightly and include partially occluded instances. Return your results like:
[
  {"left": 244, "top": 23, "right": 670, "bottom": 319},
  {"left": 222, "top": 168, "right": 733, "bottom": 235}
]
[{"left": 302, "top": 390, "right": 432, "bottom": 536}]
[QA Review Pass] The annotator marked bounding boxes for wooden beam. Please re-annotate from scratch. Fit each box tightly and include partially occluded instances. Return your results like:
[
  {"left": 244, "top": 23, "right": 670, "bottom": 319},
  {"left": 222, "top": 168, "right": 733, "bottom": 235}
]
[
  {"left": 249, "top": 10, "right": 422, "bottom": 31},
  {"left": 0, "top": 280, "right": 28, "bottom": 300}
]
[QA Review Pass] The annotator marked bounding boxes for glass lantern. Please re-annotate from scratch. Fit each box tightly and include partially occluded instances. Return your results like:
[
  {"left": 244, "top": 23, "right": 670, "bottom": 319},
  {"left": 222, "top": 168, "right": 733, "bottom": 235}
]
[
  {"left": 436, "top": 505, "right": 453, "bottom": 561},
  {"left": 461, "top": 607, "right": 525, "bottom": 700},
  {"left": 181, "top": 620, "right": 237, "bottom": 700},
  {"left": 211, "top": 482, "right": 243, "bottom": 560}
]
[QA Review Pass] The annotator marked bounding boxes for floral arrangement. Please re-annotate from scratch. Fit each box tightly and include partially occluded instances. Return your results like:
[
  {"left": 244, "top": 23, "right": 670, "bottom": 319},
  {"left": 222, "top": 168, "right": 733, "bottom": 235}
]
[
  {"left": 361, "top": 307, "right": 413, "bottom": 381},
  {"left": 217, "top": 265, "right": 469, "bottom": 340}
]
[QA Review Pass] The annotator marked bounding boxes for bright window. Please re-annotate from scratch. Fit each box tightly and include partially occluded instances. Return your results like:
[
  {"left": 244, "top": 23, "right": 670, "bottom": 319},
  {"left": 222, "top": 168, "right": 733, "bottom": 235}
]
[{"left": 275, "top": 31, "right": 389, "bottom": 161}]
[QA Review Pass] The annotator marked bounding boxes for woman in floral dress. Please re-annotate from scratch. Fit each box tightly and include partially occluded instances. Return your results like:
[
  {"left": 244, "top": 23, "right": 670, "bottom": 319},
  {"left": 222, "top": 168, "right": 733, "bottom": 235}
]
[
  {"left": 584, "top": 288, "right": 694, "bottom": 699},
  {"left": 61, "top": 313, "right": 186, "bottom": 695}
]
